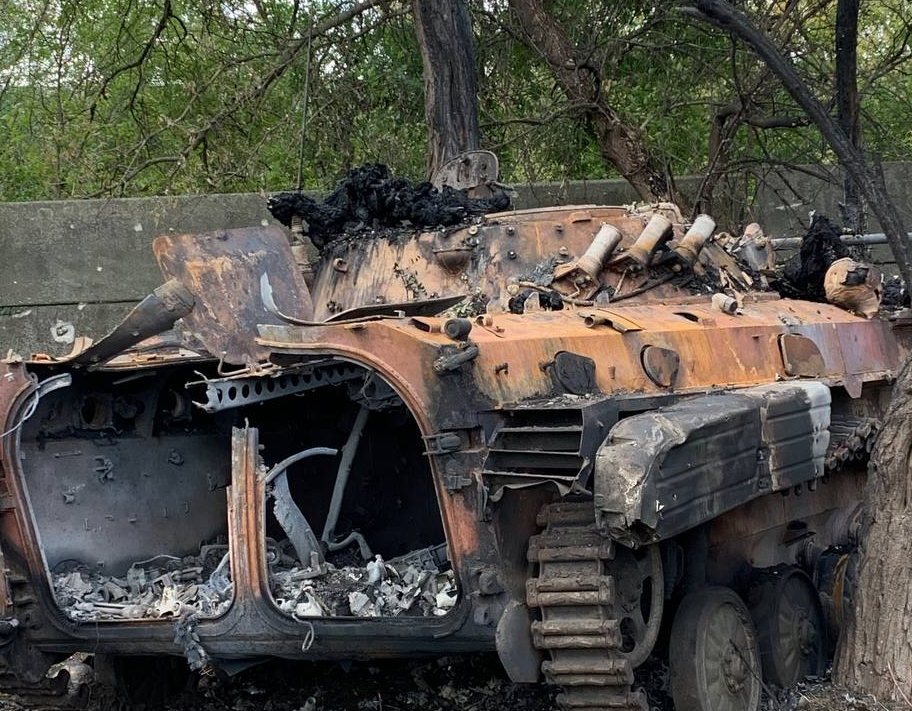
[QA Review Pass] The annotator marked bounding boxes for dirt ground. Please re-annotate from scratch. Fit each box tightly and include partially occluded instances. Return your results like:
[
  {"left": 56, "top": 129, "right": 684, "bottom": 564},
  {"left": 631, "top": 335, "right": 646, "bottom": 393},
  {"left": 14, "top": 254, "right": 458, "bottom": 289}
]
[{"left": 0, "top": 655, "right": 901, "bottom": 711}]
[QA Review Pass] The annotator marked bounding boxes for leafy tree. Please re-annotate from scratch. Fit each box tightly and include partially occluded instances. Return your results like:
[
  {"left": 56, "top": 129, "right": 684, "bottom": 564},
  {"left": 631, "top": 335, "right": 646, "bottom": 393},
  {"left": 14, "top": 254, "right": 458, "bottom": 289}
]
[{"left": 2, "top": 0, "right": 912, "bottom": 230}]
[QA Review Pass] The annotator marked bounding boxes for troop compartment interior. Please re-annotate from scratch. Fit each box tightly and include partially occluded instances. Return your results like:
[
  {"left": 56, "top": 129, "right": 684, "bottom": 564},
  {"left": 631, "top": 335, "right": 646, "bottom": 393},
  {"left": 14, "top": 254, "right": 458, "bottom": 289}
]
[{"left": 15, "top": 358, "right": 454, "bottom": 623}]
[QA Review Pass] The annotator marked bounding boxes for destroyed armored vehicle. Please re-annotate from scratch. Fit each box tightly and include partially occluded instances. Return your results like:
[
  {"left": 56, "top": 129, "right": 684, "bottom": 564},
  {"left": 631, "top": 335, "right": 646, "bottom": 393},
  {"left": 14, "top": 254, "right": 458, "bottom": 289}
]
[{"left": 0, "top": 191, "right": 903, "bottom": 711}]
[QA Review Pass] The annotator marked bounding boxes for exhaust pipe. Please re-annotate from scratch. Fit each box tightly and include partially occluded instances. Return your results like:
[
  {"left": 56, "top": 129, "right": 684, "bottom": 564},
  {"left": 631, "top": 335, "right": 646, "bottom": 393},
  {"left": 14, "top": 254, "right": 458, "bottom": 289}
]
[
  {"left": 624, "top": 214, "right": 673, "bottom": 266},
  {"left": 674, "top": 214, "right": 716, "bottom": 265},
  {"left": 552, "top": 223, "right": 622, "bottom": 298},
  {"left": 577, "top": 224, "right": 623, "bottom": 277}
]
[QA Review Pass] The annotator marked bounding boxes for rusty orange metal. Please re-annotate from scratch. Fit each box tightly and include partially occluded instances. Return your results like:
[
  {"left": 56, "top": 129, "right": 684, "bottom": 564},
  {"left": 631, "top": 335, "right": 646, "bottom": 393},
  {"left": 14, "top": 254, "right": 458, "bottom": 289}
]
[
  {"left": 257, "top": 297, "right": 899, "bottom": 412},
  {"left": 0, "top": 201, "right": 904, "bottom": 704},
  {"left": 308, "top": 204, "right": 719, "bottom": 321},
  {"left": 154, "top": 227, "right": 314, "bottom": 365}
]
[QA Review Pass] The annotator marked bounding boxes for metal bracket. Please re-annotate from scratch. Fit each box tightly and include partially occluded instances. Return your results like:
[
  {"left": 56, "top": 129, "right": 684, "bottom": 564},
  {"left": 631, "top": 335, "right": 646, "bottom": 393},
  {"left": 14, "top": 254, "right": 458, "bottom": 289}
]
[
  {"left": 433, "top": 343, "right": 479, "bottom": 373},
  {"left": 756, "top": 447, "right": 772, "bottom": 491},
  {"left": 93, "top": 456, "right": 115, "bottom": 483},
  {"left": 423, "top": 432, "right": 463, "bottom": 455},
  {"left": 443, "top": 460, "right": 474, "bottom": 492},
  {"left": 192, "top": 363, "right": 363, "bottom": 413}
]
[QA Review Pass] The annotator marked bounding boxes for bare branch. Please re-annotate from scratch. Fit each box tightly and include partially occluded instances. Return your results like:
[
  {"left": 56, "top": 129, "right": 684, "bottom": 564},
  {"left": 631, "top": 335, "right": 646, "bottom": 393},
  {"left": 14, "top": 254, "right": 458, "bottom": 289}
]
[
  {"left": 507, "top": 0, "right": 686, "bottom": 206},
  {"left": 681, "top": 0, "right": 912, "bottom": 287},
  {"left": 89, "top": 0, "right": 174, "bottom": 120}
]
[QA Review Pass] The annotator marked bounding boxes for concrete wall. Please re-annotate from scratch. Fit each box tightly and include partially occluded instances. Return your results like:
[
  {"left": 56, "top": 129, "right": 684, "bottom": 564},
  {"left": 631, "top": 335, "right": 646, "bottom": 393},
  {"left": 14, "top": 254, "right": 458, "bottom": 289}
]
[
  {"left": 0, "top": 193, "right": 282, "bottom": 358},
  {"left": 752, "top": 163, "right": 912, "bottom": 237},
  {"left": 2, "top": 165, "right": 909, "bottom": 357}
]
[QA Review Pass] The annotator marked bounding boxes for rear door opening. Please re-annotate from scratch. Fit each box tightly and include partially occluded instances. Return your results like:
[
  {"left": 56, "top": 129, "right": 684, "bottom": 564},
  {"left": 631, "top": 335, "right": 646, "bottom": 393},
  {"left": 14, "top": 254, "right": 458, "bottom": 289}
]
[
  {"left": 19, "top": 367, "right": 233, "bottom": 622},
  {"left": 246, "top": 362, "right": 457, "bottom": 619},
  {"left": 15, "top": 358, "right": 456, "bottom": 625}
]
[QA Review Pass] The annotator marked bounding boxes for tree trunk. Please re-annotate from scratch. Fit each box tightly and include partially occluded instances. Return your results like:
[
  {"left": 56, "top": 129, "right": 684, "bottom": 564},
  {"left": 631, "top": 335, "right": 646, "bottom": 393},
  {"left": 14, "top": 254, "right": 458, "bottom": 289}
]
[
  {"left": 835, "top": 354, "right": 912, "bottom": 701},
  {"left": 508, "top": 0, "right": 686, "bottom": 208},
  {"left": 836, "top": 0, "right": 865, "bottom": 233},
  {"left": 413, "top": 0, "right": 480, "bottom": 179}
]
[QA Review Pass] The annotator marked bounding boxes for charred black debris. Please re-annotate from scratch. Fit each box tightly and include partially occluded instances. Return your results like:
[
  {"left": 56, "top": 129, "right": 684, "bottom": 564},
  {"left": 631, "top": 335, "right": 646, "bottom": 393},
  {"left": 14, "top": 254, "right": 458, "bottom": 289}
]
[
  {"left": 267, "top": 164, "right": 511, "bottom": 249},
  {"left": 779, "top": 214, "right": 855, "bottom": 299}
]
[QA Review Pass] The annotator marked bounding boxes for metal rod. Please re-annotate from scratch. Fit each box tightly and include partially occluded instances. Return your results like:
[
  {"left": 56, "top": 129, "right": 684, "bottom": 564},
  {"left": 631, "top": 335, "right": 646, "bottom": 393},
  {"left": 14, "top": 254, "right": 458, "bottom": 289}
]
[
  {"left": 322, "top": 406, "right": 370, "bottom": 545},
  {"left": 262, "top": 446, "right": 337, "bottom": 485},
  {"left": 325, "top": 531, "right": 372, "bottom": 560},
  {"left": 771, "top": 232, "right": 912, "bottom": 250}
]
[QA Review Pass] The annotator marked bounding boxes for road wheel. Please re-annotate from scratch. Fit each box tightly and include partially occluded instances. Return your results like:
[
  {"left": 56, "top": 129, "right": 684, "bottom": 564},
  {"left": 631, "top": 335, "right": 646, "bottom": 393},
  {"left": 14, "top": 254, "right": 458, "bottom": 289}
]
[
  {"left": 613, "top": 544, "right": 663, "bottom": 667},
  {"left": 670, "top": 587, "right": 761, "bottom": 711},
  {"left": 748, "top": 567, "right": 827, "bottom": 686}
]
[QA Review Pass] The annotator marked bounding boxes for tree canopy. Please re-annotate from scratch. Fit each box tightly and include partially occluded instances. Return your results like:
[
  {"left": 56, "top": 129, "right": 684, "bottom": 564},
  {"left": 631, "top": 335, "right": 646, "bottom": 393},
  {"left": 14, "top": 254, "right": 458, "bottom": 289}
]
[{"left": 2, "top": 0, "right": 912, "bottom": 209}]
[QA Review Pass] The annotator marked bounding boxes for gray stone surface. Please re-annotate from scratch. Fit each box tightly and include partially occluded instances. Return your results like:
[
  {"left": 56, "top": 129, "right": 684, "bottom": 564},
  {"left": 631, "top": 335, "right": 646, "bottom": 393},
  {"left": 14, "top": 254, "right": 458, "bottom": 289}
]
[
  {"left": 0, "top": 193, "right": 286, "bottom": 306},
  {"left": 752, "top": 162, "right": 912, "bottom": 238},
  {"left": 0, "top": 192, "right": 291, "bottom": 357},
  {"left": 2, "top": 165, "right": 908, "bottom": 357},
  {"left": 0, "top": 302, "right": 138, "bottom": 359}
]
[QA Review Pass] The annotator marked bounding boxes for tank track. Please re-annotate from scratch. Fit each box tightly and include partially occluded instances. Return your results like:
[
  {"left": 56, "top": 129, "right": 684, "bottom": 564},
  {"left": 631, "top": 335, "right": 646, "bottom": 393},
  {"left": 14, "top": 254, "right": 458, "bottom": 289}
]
[{"left": 526, "top": 501, "right": 647, "bottom": 711}]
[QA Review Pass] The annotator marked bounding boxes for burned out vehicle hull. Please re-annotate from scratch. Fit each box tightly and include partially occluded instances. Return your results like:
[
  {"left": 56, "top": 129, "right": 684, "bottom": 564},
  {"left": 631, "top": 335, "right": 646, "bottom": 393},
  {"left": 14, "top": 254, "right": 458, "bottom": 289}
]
[{"left": 0, "top": 204, "right": 902, "bottom": 710}]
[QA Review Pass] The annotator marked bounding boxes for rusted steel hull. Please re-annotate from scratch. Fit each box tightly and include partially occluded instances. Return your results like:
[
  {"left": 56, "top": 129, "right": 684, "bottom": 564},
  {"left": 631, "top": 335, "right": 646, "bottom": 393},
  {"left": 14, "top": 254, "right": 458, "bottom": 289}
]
[
  {"left": 0, "top": 207, "right": 901, "bottom": 699},
  {"left": 0, "top": 381, "right": 489, "bottom": 662},
  {"left": 0, "top": 298, "right": 896, "bottom": 663},
  {"left": 257, "top": 298, "right": 899, "bottom": 410},
  {"left": 309, "top": 205, "right": 735, "bottom": 320}
]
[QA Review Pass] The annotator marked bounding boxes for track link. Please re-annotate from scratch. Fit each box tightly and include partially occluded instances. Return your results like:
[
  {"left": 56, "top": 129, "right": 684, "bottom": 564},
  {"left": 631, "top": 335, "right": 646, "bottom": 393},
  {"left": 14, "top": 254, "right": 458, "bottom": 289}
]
[{"left": 527, "top": 502, "right": 647, "bottom": 711}]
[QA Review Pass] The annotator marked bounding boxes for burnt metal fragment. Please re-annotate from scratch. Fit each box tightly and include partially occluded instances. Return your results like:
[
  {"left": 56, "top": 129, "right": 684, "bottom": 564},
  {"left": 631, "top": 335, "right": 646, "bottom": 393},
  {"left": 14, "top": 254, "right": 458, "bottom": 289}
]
[
  {"left": 154, "top": 226, "right": 313, "bottom": 365},
  {"left": 72, "top": 279, "right": 195, "bottom": 366},
  {"left": 271, "top": 470, "right": 325, "bottom": 571},
  {"left": 265, "top": 447, "right": 338, "bottom": 567},
  {"left": 434, "top": 342, "right": 479, "bottom": 373}
]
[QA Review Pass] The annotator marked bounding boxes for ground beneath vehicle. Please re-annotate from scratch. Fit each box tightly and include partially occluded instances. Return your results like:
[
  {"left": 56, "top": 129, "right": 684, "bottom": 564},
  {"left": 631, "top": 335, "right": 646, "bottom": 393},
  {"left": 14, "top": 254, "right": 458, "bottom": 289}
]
[{"left": 0, "top": 194, "right": 903, "bottom": 711}]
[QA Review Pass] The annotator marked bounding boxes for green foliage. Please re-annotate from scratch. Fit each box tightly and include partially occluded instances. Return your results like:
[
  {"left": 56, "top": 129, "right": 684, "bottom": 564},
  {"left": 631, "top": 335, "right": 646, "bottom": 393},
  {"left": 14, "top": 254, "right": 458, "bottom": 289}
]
[
  {"left": 0, "top": 0, "right": 429, "bottom": 199},
  {"left": 0, "top": 0, "right": 911, "bottom": 204}
]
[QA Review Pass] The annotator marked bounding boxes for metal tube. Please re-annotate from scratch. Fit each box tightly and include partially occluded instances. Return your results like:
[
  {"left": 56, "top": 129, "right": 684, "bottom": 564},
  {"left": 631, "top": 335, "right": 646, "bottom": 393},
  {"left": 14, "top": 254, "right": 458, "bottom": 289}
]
[
  {"left": 771, "top": 232, "right": 912, "bottom": 250},
  {"left": 322, "top": 405, "right": 370, "bottom": 545},
  {"left": 675, "top": 214, "right": 716, "bottom": 264},
  {"left": 262, "top": 446, "right": 338, "bottom": 485},
  {"left": 578, "top": 224, "right": 622, "bottom": 276},
  {"left": 626, "top": 214, "right": 673, "bottom": 265},
  {"left": 324, "top": 531, "right": 372, "bottom": 560}
]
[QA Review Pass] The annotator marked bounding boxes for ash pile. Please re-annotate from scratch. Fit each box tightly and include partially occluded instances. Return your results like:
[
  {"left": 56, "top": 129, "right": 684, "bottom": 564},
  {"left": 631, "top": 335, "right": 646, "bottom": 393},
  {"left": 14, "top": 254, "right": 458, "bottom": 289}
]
[
  {"left": 269, "top": 542, "right": 457, "bottom": 619},
  {"left": 52, "top": 545, "right": 232, "bottom": 622}
]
